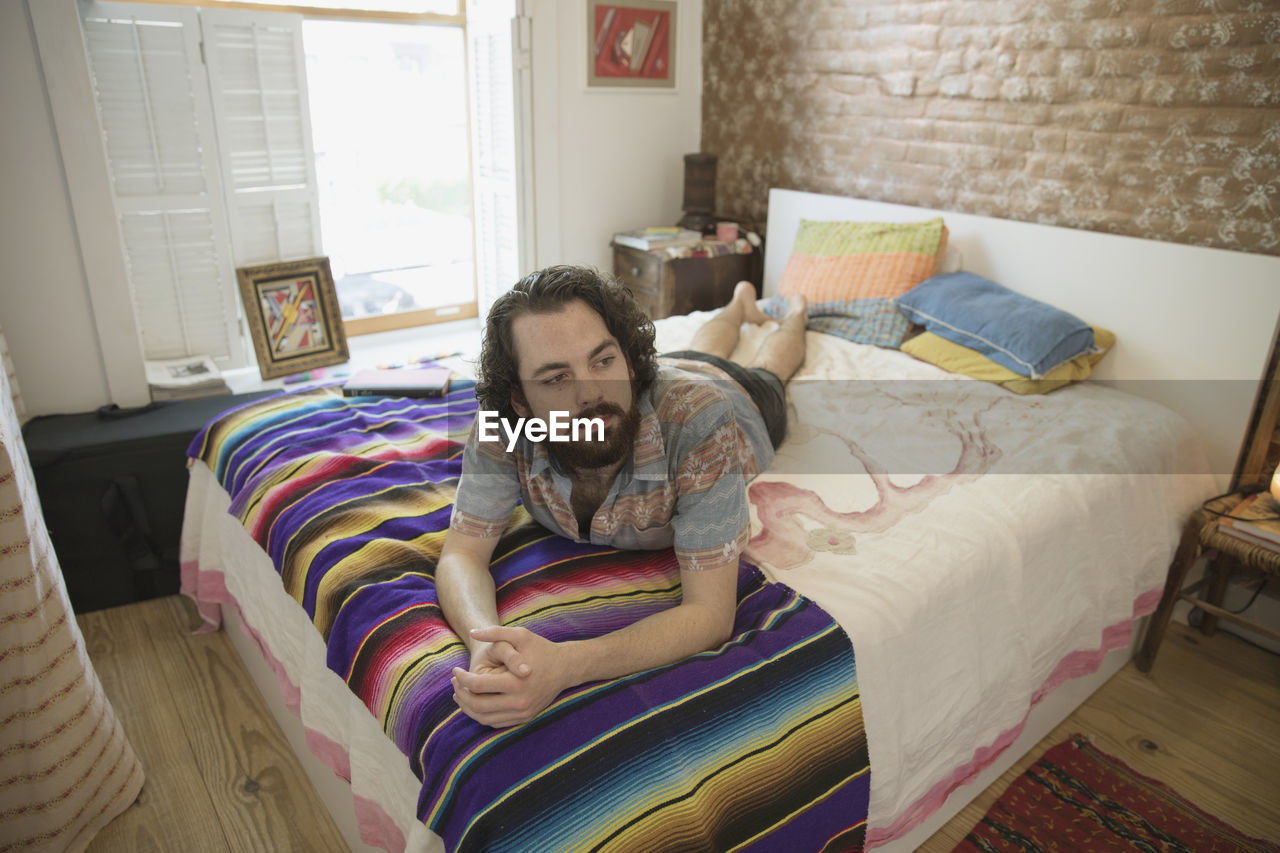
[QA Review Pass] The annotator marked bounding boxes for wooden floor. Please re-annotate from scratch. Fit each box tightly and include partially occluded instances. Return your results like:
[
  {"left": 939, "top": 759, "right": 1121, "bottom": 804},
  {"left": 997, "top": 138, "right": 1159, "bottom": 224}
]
[
  {"left": 921, "top": 620, "right": 1280, "bottom": 850},
  {"left": 79, "top": 596, "right": 1280, "bottom": 852},
  {"left": 77, "top": 595, "right": 346, "bottom": 852}
]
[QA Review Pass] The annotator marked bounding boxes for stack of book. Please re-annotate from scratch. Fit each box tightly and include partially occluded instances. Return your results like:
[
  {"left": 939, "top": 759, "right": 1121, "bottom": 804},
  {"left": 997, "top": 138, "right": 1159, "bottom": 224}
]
[
  {"left": 612, "top": 227, "right": 704, "bottom": 251},
  {"left": 1217, "top": 492, "right": 1280, "bottom": 551},
  {"left": 145, "top": 355, "right": 230, "bottom": 401}
]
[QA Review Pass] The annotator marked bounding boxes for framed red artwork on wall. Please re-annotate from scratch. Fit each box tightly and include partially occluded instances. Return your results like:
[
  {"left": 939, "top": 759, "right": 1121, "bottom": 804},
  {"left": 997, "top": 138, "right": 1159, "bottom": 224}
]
[{"left": 587, "top": 1, "right": 676, "bottom": 89}]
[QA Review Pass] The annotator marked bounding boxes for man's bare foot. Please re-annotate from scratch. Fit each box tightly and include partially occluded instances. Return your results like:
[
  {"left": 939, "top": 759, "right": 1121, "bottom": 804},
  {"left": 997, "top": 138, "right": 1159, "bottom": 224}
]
[
  {"left": 732, "top": 281, "right": 771, "bottom": 325},
  {"left": 783, "top": 293, "right": 808, "bottom": 321}
]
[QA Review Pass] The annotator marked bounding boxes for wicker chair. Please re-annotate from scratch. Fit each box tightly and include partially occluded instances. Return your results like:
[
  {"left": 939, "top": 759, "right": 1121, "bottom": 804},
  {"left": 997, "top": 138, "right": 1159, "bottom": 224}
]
[{"left": 1137, "top": 492, "right": 1280, "bottom": 672}]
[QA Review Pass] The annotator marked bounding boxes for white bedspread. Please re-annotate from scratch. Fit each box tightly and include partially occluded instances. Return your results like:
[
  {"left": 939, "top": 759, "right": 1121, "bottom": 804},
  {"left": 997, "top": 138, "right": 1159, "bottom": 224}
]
[{"left": 654, "top": 314, "right": 1215, "bottom": 843}]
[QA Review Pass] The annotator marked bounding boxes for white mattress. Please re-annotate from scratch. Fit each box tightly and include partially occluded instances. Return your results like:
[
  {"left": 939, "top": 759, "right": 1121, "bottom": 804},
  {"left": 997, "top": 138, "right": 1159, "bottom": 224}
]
[
  {"left": 655, "top": 313, "right": 1216, "bottom": 843},
  {"left": 183, "top": 317, "right": 1216, "bottom": 850}
]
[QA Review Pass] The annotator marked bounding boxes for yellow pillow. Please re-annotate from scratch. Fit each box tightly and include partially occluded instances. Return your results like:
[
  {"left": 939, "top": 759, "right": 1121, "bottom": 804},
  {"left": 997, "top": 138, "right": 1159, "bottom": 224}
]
[{"left": 901, "top": 327, "right": 1116, "bottom": 394}]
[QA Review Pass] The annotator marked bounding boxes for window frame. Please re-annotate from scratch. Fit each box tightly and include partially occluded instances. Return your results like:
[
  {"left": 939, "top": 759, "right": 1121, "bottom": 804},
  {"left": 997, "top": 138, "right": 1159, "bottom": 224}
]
[
  {"left": 112, "top": 0, "right": 466, "bottom": 27},
  {"left": 294, "top": 6, "right": 481, "bottom": 335},
  {"left": 159, "top": 0, "right": 484, "bottom": 337},
  {"left": 36, "top": 0, "right": 497, "bottom": 410}
]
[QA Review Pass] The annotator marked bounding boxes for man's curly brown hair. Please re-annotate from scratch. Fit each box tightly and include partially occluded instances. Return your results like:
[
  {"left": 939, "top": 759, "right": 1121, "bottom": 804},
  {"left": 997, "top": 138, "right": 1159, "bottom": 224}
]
[{"left": 474, "top": 265, "right": 658, "bottom": 421}]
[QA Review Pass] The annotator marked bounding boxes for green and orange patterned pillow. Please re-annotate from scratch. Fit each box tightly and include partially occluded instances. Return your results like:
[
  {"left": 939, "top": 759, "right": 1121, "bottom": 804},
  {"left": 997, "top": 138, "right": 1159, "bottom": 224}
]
[{"left": 777, "top": 218, "right": 949, "bottom": 304}]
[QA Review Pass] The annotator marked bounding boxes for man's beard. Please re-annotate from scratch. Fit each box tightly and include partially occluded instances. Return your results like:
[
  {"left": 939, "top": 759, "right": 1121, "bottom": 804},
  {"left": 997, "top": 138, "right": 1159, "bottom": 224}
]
[{"left": 548, "top": 398, "right": 642, "bottom": 472}]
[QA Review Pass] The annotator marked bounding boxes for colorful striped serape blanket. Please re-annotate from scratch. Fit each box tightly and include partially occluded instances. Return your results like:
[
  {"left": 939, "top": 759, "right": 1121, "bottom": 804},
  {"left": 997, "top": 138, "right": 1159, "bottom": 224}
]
[{"left": 189, "top": 382, "right": 869, "bottom": 851}]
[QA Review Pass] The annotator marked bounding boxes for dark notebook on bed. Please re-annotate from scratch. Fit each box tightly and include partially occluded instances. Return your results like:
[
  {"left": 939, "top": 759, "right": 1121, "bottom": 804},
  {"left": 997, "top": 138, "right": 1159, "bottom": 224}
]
[{"left": 342, "top": 367, "right": 452, "bottom": 398}]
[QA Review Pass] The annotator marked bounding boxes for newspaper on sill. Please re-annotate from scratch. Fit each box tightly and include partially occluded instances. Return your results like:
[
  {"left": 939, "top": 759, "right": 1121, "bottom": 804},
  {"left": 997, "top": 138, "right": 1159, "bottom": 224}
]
[{"left": 145, "top": 354, "right": 231, "bottom": 401}]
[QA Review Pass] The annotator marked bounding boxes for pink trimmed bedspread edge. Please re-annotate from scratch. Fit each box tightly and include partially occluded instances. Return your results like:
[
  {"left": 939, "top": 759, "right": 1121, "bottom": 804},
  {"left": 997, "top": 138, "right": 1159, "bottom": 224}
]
[
  {"left": 864, "top": 583, "right": 1164, "bottom": 848},
  {"left": 180, "top": 559, "right": 409, "bottom": 853}
]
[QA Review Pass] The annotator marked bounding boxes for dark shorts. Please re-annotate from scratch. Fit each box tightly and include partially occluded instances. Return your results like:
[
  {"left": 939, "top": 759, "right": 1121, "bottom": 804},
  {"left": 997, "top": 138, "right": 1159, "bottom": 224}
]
[{"left": 662, "top": 350, "right": 788, "bottom": 450}]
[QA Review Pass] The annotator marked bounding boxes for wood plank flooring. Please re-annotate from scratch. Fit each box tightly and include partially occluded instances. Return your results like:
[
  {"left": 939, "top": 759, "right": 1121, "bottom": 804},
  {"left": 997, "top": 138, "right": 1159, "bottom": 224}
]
[
  {"left": 78, "top": 595, "right": 1278, "bottom": 851},
  {"left": 77, "top": 595, "right": 346, "bottom": 852}
]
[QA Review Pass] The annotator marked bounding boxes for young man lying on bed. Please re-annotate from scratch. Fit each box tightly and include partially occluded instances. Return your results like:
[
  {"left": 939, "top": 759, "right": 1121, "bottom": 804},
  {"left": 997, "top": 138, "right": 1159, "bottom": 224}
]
[{"left": 440, "top": 264, "right": 807, "bottom": 727}]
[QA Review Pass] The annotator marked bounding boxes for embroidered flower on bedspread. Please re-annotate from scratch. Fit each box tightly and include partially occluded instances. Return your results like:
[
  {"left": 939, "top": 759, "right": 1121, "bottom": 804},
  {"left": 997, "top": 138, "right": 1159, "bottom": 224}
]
[{"left": 809, "top": 527, "right": 857, "bottom": 554}]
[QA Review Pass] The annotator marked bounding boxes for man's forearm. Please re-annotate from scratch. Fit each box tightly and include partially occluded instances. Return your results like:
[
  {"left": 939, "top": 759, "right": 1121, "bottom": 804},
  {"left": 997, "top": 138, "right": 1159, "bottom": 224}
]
[
  {"left": 561, "top": 600, "right": 733, "bottom": 687},
  {"left": 436, "top": 551, "right": 502, "bottom": 652}
]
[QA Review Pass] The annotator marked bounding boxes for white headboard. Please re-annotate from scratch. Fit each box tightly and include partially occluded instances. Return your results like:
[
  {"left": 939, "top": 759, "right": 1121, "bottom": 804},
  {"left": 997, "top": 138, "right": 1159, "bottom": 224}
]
[{"left": 764, "top": 188, "right": 1280, "bottom": 482}]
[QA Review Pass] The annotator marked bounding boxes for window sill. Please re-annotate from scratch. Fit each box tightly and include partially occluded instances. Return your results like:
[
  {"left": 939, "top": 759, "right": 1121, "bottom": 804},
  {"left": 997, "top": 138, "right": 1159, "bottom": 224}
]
[{"left": 223, "top": 316, "right": 483, "bottom": 396}]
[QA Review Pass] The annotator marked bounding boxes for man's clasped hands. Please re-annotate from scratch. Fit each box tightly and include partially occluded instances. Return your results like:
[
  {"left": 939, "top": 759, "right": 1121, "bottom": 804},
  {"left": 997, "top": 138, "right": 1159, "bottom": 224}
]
[{"left": 451, "top": 626, "right": 572, "bottom": 729}]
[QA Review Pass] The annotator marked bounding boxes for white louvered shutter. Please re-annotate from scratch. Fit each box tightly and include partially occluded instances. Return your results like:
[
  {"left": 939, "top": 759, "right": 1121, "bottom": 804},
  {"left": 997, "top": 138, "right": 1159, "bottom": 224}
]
[
  {"left": 467, "top": 0, "right": 521, "bottom": 314},
  {"left": 80, "top": 3, "right": 244, "bottom": 366},
  {"left": 199, "top": 9, "right": 323, "bottom": 267}
]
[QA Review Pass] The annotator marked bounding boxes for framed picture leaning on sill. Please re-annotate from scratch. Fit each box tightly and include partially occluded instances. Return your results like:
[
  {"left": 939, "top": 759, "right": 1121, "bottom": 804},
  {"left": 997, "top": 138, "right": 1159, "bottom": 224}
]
[{"left": 236, "top": 257, "right": 349, "bottom": 380}]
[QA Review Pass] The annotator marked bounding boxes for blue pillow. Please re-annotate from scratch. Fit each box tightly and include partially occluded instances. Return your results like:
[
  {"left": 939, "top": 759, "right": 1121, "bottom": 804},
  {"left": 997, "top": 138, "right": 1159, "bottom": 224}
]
[{"left": 896, "top": 272, "right": 1096, "bottom": 378}]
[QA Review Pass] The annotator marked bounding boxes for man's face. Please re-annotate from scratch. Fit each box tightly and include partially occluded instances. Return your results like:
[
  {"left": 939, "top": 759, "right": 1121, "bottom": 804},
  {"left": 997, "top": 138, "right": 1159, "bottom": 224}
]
[{"left": 509, "top": 299, "right": 640, "bottom": 470}]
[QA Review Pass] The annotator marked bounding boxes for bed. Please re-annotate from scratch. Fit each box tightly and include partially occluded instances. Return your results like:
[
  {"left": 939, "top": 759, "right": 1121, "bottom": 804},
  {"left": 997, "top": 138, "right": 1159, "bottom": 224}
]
[{"left": 179, "top": 189, "right": 1280, "bottom": 852}]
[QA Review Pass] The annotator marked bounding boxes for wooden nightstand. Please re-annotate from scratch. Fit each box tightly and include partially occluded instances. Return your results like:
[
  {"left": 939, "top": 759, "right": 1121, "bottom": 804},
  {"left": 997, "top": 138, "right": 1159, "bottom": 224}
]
[{"left": 612, "top": 242, "right": 763, "bottom": 321}]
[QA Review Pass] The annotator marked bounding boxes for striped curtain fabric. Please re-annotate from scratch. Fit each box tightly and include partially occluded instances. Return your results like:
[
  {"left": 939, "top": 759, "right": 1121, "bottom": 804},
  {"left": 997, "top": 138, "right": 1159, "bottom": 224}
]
[
  {"left": 0, "top": 330, "right": 24, "bottom": 425},
  {"left": 0, "top": 328, "right": 145, "bottom": 851}
]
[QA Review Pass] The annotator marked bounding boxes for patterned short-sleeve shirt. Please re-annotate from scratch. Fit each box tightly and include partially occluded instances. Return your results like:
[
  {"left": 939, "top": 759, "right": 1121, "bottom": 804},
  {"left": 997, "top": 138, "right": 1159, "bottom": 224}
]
[{"left": 450, "top": 360, "right": 774, "bottom": 573}]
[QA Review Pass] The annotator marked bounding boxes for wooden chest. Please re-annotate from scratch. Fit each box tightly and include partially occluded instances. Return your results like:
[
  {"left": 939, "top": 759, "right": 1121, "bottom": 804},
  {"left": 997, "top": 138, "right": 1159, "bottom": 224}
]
[{"left": 611, "top": 242, "right": 763, "bottom": 321}]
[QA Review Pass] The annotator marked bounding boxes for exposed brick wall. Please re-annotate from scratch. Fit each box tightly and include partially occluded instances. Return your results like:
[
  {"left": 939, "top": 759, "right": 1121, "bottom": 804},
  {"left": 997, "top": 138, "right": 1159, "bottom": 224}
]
[{"left": 702, "top": 0, "right": 1280, "bottom": 255}]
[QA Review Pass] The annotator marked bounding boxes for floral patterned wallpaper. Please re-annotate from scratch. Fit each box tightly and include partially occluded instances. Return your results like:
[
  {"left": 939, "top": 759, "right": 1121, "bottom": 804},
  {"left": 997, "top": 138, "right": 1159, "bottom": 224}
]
[{"left": 702, "top": 0, "right": 1280, "bottom": 255}]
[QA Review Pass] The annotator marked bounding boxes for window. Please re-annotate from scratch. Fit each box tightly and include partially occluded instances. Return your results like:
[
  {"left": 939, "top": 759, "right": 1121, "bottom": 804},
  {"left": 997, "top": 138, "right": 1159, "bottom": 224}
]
[
  {"left": 73, "top": 0, "right": 520, "bottom": 376},
  {"left": 303, "top": 19, "right": 475, "bottom": 329}
]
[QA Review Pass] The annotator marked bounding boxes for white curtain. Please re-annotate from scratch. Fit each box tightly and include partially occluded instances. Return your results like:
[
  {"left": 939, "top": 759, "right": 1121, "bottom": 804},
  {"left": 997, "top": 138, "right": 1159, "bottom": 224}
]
[{"left": 0, "top": 329, "right": 145, "bottom": 850}]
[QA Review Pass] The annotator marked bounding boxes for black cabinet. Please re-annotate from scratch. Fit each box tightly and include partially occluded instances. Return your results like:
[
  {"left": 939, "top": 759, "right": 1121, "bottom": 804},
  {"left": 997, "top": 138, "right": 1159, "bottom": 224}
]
[{"left": 24, "top": 391, "right": 275, "bottom": 612}]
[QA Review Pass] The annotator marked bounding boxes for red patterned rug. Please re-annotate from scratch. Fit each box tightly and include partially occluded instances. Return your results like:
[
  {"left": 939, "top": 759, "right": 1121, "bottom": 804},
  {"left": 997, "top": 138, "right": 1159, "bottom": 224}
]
[{"left": 953, "top": 734, "right": 1279, "bottom": 852}]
